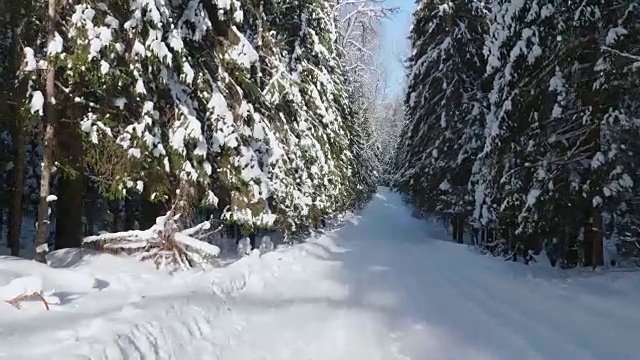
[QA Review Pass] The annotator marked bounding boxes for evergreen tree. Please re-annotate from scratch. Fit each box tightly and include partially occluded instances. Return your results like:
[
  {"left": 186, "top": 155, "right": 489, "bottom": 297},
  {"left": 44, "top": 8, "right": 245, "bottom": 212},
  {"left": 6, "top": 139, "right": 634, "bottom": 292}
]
[
  {"left": 395, "top": 0, "right": 488, "bottom": 242},
  {"left": 395, "top": 0, "right": 640, "bottom": 267},
  {"left": 0, "top": 0, "right": 380, "bottom": 258},
  {"left": 473, "top": 0, "right": 565, "bottom": 257}
]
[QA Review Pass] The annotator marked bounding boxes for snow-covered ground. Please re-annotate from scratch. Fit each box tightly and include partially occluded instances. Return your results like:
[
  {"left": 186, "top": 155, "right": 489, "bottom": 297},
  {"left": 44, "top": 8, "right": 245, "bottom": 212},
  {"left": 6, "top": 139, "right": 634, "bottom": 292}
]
[{"left": 1, "top": 188, "right": 639, "bottom": 359}]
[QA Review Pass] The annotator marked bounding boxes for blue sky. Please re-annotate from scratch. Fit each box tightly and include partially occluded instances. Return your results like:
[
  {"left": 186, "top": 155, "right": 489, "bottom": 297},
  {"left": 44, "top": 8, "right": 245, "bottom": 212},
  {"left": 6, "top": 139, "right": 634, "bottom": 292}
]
[{"left": 380, "top": 0, "right": 415, "bottom": 96}]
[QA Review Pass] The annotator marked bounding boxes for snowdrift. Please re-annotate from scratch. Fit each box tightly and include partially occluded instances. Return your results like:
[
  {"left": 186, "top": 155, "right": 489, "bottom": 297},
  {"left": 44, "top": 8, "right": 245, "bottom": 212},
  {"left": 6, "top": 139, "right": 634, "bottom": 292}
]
[{"left": 0, "top": 245, "right": 268, "bottom": 360}]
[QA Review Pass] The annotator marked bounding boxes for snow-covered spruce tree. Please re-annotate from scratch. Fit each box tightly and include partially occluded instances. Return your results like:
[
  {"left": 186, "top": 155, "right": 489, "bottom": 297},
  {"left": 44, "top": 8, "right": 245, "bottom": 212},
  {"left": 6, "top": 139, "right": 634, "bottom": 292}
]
[
  {"left": 235, "top": 0, "right": 318, "bottom": 232},
  {"left": 3, "top": 0, "right": 378, "bottom": 261},
  {"left": 598, "top": 3, "right": 640, "bottom": 262},
  {"left": 259, "top": 0, "right": 365, "bottom": 230},
  {"left": 228, "top": 0, "right": 304, "bottom": 232},
  {"left": 561, "top": 1, "right": 640, "bottom": 266},
  {"left": 472, "top": 0, "right": 567, "bottom": 258},
  {"left": 472, "top": 0, "right": 640, "bottom": 266},
  {"left": 46, "top": 0, "right": 289, "bottom": 235},
  {"left": 395, "top": 0, "right": 488, "bottom": 243},
  {"left": 230, "top": 0, "right": 338, "bottom": 233},
  {"left": 340, "top": 75, "right": 377, "bottom": 208},
  {"left": 394, "top": 0, "right": 447, "bottom": 213},
  {"left": 536, "top": 0, "right": 640, "bottom": 267}
]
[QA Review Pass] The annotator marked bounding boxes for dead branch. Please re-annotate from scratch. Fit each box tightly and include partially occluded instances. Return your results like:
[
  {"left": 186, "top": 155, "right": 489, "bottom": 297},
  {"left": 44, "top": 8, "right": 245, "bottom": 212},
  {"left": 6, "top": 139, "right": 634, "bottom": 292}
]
[{"left": 5, "top": 292, "right": 50, "bottom": 310}]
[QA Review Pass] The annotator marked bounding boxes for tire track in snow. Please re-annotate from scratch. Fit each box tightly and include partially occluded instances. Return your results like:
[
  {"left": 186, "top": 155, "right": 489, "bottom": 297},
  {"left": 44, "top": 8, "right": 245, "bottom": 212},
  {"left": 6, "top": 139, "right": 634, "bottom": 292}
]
[
  {"left": 388, "top": 244, "right": 545, "bottom": 360},
  {"left": 436, "top": 259, "right": 595, "bottom": 360},
  {"left": 440, "top": 256, "right": 637, "bottom": 360}
]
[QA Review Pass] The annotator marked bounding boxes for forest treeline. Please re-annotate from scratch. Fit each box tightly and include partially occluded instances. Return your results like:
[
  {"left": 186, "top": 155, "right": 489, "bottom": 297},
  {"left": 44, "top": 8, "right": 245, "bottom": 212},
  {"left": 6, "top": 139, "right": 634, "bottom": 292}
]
[
  {"left": 395, "top": 0, "right": 640, "bottom": 268},
  {"left": 0, "top": 0, "right": 397, "bottom": 260}
]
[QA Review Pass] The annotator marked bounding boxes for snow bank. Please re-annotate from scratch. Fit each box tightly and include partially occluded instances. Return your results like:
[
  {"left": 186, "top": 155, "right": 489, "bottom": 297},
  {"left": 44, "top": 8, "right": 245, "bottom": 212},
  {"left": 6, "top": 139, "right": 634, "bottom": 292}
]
[{"left": 0, "top": 246, "right": 268, "bottom": 359}]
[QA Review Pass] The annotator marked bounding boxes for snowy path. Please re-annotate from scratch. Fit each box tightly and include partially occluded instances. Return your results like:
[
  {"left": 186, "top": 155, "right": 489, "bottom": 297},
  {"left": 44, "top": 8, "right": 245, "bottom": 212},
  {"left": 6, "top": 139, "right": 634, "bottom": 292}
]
[
  {"left": 217, "top": 190, "right": 639, "bottom": 360},
  {"left": 1, "top": 188, "right": 639, "bottom": 359}
]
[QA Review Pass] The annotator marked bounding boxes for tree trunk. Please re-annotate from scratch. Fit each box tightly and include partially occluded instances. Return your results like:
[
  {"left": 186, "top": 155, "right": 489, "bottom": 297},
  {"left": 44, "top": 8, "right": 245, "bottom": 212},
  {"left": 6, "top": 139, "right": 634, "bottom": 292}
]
[
  {"left": 574, "top": 20, "right": 604, "bottom": 270},
  {"left": 456, "top": 215, "right": 464, "bottom": 244},
  {"left": 563, "top": 228, "right": 578, "bottom": 268},
  {"left": 84, "top": 191, "right": 94, "bottom": 236},
  {"left": 108, "top": 200, "right": 120, "bottom": 232},
  {"left": 124, "top": 193, "right": 136, "bottom": 230},
  {"left": 35, "top": 122, "right": 55, "bottom": 263},
  {"left": 55, "top": 120, "right": 84, "bottom": 249},
  {"left": 451, "top": 216, "right": 458, "bottom": 242},
  {"left": 591, "top": 212, "right": 604, "bottom": 268},
  {"left": 55, "top": 176, "right": 84, "bottom": 248},
  {"left": 1, "top": 209, "right": 6, "bottom": 249},
  {"left": 487, "top": 227, "right": 495, "bottom": 243},
  {"left": 7, "top": 116, "right": 25, "bottom": 256},
  {"left": 451, "top": 214, "right": 465, "bottom": 244},
  {"left": 34, "top": 0, "right": 58, "bottom": 263},
  {"left": 6, "top": 0, "right": 29, "bottom": 257},
  {"left": 254, "top": 0, "right": 263, "bottom": 89},
  {"left": 583, "top": 212, "right": 604, "bottom": 268},
  {"left": 140, "top": 196, "right": 163, "bottom": 230}
]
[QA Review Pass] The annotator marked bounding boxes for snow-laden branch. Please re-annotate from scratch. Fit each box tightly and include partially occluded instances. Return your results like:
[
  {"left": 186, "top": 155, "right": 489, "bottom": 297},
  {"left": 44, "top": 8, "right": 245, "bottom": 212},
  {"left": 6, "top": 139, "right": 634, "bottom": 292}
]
[{"left": 601, "top": 45, "right": 640, "bottom": 64}]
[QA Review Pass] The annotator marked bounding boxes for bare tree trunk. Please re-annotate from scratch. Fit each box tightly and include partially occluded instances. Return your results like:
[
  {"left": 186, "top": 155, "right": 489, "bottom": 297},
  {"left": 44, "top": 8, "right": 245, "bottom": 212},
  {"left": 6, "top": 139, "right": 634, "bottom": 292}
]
[
  {"left": 1, "top": 209, "right": 5, "bottom": 249},
  {"left": 84, "top": 196, "right": 94, "bottom": 236},
  {"left": 55, "top": 121, "right": 84, "bottom": 249},
  {"left": 255, "top": 0, "right": 263, "bottom": 89},
  {"left": 456, "top": 215, "right": 464, "bottom": 244},
  {"left": 140, "top": 187, "right": 163, "bottom": 230},
  {"left": 108, "top": 200, "right": 120, "bottom": 232},
  {"left": 591, "top": 212, "right": 604, "bottom": 268},
  {"left": 55, "top": 177, "right": 84, "bottom": 248},
  {"left": 8, "top": 116, "right": 25, "bottom": 256},
  {"left": 581, "top": 128, "right": 604, "bottom": 269},
  {"left": 487, "top": 227, "right": 494, "bottom": 244},
  {"left": 124, "top": 193, "right": 136, "bottom": 230},
  {"left": 451, "top": 214, "right": 464, "bottom": 244},
  {"left": 35, "top": 124, "right": 55, "bottom": 263},
  {"left": 34, "top": 0, "right": 58, "bottom": 263},
  {"left": 584, "top": 213, "right": 604, "bottom": 268},
  {"left": 6, "top": 0, "right": 29, "bottom": 257},
  {"left": 574, "top": 21, "right": 604, "bottom": 270},
  {"left": 451, "top": 216, "right": 458, "bottom": 242}
]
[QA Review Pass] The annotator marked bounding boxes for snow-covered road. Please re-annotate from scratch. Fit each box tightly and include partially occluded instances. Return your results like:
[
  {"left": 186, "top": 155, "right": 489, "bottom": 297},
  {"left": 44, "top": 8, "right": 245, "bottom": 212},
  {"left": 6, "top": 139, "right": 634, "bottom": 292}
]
[
  {"left": 1, "top": 188, "right": 639, "bottom": 359},
  {"left": 218, "top": 189, "right": 639, "bottom": 360}
]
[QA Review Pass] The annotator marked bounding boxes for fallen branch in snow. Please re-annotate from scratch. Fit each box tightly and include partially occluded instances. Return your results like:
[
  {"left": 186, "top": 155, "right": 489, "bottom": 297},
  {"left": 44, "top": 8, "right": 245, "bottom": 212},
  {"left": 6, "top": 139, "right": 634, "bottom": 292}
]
[
  {"left": 83, "top": 229, "right": 152, "bottom": 244},
  {"left": 83, "top": 214, "right": 222, "bottom": 270},
  {"left": 0, "top": 275, "right": 51, "bottom": 310},
  {"left": 5, "top": 292, "right": 50, "bottom": 310},
  {"left": 138, "top": 217, "right": 193, "bottom": 270},
  {"left": 83, "top": 184, "right": 226, "bottom": 270}
]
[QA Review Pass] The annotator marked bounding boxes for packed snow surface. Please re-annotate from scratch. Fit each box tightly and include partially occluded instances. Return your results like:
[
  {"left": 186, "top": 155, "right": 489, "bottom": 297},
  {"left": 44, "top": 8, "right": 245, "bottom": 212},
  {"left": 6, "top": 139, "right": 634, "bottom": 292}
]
[{"left": 1, "top": 188, "right": 639, "bottom": 359}]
